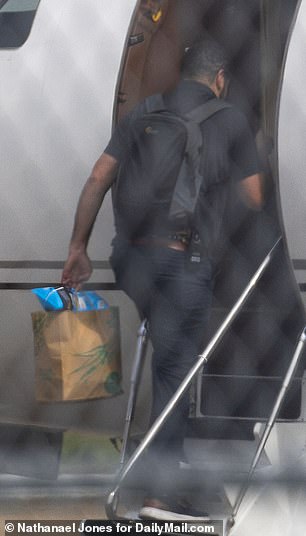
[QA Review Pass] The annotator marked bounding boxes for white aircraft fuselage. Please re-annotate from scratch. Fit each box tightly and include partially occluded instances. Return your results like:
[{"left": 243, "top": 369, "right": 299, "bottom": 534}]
[{"left": 1, "top": 1, "right": 306, "bottom": 533}]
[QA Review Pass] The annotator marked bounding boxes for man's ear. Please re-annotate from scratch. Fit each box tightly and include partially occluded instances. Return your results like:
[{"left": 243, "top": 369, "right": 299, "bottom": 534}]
[{"left": 215, "top": 69, "right": 226, "bottom": 95}]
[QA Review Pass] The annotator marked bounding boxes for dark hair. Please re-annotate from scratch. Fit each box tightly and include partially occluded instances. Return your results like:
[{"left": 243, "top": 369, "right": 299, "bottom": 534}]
[{"left": 181, "top": 38, "right": 228, "bottom": 82}]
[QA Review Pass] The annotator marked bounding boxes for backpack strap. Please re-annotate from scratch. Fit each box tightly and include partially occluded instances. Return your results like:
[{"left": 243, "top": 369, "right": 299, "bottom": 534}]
[
  {"left": 168, "top": 100, "right": 231, "bottom": 221},
  {"left": 183, "top": 100, "right": 231, "bottom": 164},
  {"left": 144, "top": 93, "right": 166, "bottom": 113},
  {"left": 185, "top": 98, "right": 232, "bottom": 123}
]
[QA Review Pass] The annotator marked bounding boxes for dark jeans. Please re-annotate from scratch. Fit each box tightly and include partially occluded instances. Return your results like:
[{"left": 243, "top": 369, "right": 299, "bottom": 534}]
[{"left": 111, "top": 243, "right": 213, "bottom": 496}]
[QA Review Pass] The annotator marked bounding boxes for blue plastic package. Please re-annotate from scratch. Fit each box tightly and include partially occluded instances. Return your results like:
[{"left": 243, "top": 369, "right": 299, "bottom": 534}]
[
  {"left": 32, "top": 287, "right": 109, "bottom": 312},
  {"left": 75, "top": 290, "right": 109, "bottom": 311}
]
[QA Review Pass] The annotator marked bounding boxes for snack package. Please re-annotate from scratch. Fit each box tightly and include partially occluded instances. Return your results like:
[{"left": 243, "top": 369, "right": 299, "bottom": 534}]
[
  {"left": 31, "top": 287, "right": 109, "bottom": 312},
  {"left": 75, "top": 291, "right": 109, "bottom": 311}
]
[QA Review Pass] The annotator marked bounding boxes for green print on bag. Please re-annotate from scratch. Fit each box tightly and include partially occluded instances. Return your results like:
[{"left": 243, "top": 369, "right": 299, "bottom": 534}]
[
  {"left": 32, "top": 313, "right": 52, "bottom": 353},
  {"left": 104, "top": 371, "right": 122, "bottom": 395},
  {"left": 70, "top": 341, "right": 121, "bottom": 394},
  {"left": 39, "top": 367, "right": 54, "bottom": 384}
]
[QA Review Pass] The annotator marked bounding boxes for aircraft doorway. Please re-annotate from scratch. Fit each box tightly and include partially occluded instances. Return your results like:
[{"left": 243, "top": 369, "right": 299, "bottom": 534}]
[
  {"left": 115, "top": 0, "right": 306, "bottom": 435},
  {"left": 115, "top": 0, "right": 298, "bottom": 130}
]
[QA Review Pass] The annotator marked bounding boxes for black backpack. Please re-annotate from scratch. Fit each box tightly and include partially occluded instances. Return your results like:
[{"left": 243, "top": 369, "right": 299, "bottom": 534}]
[{"left": 113, "top": 94, "right": 231, "bottom": 240}]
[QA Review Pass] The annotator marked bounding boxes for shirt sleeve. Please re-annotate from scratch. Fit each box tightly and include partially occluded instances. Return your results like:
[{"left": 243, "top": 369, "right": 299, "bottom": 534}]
[
  {"left": 104, "top": 101, "right": 147, "bottom": 162},
  {"left": 228, "top": 109, "right": 261, "bottom": 181},
  {"left": 104, "top": 113, "right": 132, "bottom": 162}
]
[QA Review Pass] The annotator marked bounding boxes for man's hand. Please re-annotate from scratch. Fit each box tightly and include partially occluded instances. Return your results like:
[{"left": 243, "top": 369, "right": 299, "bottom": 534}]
[{"left": 61, "top": 249, "right": 92, "bottom": 290}]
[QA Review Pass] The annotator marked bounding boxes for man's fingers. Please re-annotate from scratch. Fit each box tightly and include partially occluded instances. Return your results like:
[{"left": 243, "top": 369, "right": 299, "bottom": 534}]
[
  {"left": 62, "top": 271, "right": 91, "bottom": 290},
  {"left": 61, "top": 271, "right": 73, "bottom": 287},
  {"left": 61, "top": 254, "right": 92, "bottom": 290}
]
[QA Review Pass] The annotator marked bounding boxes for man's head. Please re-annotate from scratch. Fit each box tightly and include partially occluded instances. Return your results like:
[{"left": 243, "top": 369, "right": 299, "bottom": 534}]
[{"left": 181, "top": 38, "right": 229, "bottom": 98}]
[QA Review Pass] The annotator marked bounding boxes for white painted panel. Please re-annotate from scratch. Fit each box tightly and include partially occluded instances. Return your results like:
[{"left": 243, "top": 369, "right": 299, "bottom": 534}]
[
  {"left": 278, "top": 0, "right": 306, "bottom": 263},
  {"left": 0, "top": 0, "right": 137, "bottom": 261},
  {"left": 0, "top": 0, "right": 152, "bottom": 436}
]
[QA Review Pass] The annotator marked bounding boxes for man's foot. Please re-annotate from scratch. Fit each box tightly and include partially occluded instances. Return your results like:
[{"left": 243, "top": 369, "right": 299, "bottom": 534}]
[{"left": 139, "top": 497, "right": 210, "bottom": 521}]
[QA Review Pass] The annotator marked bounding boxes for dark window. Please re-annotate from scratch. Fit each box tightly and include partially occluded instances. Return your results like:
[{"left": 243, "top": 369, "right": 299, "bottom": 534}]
[{"left": 0, "top": 0, "right": 40, "bottom": 48}]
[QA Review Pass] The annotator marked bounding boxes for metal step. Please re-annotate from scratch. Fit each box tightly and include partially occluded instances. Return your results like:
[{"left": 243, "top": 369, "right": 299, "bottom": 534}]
[{"left": 184, "top": 437, "right": 271, "bottom": 476}]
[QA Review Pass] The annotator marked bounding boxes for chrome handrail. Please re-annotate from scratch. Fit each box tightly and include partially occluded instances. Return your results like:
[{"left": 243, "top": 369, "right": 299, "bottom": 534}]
[
  {"left": 227, "top": 324, "right": 306, "bottom": 533},
  {"left": 106, "top": 237, "right": 282, "bottom": 519}
]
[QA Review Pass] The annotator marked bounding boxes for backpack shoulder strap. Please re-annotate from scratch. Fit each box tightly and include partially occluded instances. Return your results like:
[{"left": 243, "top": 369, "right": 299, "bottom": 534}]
[
  {"left": 144, "top": 93, "right": 167, "bottom": 114},
  {"left": 185, "top": 99, "right": 232, "bottom": 123},
  {"left": 168, "top": 100, "right": 231, "bottom": 221}
]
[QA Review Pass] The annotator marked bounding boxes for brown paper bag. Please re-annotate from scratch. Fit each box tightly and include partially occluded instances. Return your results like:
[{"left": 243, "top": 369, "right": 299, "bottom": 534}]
[{"left": 31, "top": 307, "right": 122, "bottom": 402}]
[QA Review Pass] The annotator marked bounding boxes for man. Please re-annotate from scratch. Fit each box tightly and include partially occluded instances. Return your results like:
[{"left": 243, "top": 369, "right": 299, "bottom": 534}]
[{"left": 62, "top": 38, "right": 263, "bottom": 520}]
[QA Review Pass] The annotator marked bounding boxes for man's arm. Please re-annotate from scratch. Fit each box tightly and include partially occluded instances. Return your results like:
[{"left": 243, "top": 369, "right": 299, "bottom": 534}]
[
  {"left": 238, "top": 172, "right": 264, "bottom": 210},
  {"left": 228, "top": 109, "right": 267, "bottom": 211},
  {"left": 61, "top": 152, "right": 119, "bottom": 289}
]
